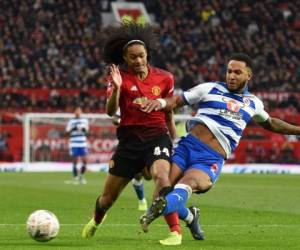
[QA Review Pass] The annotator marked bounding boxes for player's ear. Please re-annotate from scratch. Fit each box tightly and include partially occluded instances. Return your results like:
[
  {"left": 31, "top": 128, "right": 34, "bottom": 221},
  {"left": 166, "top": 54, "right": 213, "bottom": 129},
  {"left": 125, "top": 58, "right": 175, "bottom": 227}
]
[{"left": 247, "top": 68, "right": 252, "bottom": 80}]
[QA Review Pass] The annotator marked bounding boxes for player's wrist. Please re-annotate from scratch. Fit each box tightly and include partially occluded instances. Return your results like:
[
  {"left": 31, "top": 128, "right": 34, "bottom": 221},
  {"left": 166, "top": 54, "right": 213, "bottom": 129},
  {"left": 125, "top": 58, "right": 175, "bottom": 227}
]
[{"left": 156, "top": 98, "right": 167, "bottom": 109}]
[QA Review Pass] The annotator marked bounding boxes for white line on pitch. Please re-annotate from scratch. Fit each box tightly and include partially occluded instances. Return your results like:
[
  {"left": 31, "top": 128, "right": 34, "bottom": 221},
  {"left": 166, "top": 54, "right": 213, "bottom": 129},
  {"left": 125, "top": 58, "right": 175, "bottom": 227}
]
[{"left": 0, "top": 224, "right": 299, "bottom": 227}]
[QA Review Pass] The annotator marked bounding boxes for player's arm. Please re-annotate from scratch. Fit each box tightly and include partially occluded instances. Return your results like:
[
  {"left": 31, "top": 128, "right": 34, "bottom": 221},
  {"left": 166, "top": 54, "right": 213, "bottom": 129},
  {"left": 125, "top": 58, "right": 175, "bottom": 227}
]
[
  {"left": 165, "top": 110, "right": 177, "bottom": 141},
  {"left": 141, "top": 83, "right": 208, "bottom": 113},
  {"left": 258, "top": 117, "right": 300, "bottom": 135},
  {"left": 65, "top": 121, "right": 73, "bottom": 136},
  {"left": 106, "top": 64, "right": 122, "bottom": 116},
  {"left": 141, "top": 95, "right": 185, "bottom": 113},
  {"left": 81, "top": 121, "right": 89, "bottom": 136}
]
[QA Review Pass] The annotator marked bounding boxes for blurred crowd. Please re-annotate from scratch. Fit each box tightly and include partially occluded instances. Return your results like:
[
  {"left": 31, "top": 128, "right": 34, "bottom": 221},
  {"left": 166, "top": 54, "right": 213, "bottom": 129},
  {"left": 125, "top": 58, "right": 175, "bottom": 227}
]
[{"left": 0, "top": 0, "right": 300, "bottom": 113}]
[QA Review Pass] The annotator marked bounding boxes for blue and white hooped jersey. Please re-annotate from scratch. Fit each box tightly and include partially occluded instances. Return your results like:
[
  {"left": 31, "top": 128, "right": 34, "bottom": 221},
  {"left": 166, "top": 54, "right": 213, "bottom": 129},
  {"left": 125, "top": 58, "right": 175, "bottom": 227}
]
[
  {"left": 182, "top": 82, "right": 269, "bottom": 158},
  {"left": 66, "top": 118, "right": 89, "bottom": 148}
]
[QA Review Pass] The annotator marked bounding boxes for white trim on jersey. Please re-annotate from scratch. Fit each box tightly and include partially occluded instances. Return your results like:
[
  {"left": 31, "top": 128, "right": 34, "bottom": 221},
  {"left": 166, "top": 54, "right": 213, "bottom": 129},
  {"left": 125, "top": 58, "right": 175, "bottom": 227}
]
[{"left": 183, "top": 82, "right": 269, "bottom": 158}]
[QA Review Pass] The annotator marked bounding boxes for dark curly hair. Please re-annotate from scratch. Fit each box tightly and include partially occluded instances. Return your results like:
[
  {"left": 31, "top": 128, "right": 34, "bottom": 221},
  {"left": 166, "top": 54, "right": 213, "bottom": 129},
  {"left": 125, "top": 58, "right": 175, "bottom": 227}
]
[{"left": 101, "top": 22, "right": 159, "bottom": 65}]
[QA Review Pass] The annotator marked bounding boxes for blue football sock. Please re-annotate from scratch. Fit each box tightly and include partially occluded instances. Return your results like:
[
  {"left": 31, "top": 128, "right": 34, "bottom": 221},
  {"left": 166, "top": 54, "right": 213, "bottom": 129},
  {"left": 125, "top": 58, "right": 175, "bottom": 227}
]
[
  {"left": 80, "top": 163, "right": 86, "bottom": 175},
  {"left": 163, "top": 187, "right": 189, "bottom": 215},
  {"left": 72, "top": 163, "right": 78, "bottom": 177},
  {"left": 132, "top": 179, "right": 145, "bottom": 201},
  {"left": 177, "top": 206, "right": 189, "bottom": 220}
]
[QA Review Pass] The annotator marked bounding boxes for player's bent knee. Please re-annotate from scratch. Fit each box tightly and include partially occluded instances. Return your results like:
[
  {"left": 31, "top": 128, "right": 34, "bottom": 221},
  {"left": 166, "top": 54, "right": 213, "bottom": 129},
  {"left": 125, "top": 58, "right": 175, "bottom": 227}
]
[
  {"left": 196, "top": 180, "right": 213, "bottom": 193},
  {"left": 153, "top": 171, "right": 169, "bottom": 185}
]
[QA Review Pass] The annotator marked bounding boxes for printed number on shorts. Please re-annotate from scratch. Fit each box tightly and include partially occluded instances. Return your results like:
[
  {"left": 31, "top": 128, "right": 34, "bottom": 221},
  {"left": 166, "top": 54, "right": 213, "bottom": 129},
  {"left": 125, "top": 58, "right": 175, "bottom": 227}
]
[{"left": 154, "top": 147, "right": 170, "bottom": 157}]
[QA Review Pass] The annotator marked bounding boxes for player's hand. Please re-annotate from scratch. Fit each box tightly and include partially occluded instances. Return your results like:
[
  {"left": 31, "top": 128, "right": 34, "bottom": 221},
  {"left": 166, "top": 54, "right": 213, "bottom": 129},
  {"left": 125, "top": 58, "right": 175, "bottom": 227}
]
[
  {"left": 109, "top": 64, "right": 122, "bottom": 89},
  {"left": 140, "top": 100, "right": 162, "bottom": 113}
]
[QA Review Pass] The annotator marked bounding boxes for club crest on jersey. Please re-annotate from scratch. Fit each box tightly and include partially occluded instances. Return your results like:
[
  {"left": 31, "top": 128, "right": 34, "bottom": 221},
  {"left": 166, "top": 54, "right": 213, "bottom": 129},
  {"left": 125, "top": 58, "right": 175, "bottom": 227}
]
[
  {"left": 222, "top": 97, "right": 244, "bottom": 112},
  {"left": 109, "top": 160, "right": 114, "bottom": 169},
  {"left": 151, "top": 86, "right": 161, "bottom": 96},
  {"left": 243, "top": 97, "right": 250, "bottom": 107}
]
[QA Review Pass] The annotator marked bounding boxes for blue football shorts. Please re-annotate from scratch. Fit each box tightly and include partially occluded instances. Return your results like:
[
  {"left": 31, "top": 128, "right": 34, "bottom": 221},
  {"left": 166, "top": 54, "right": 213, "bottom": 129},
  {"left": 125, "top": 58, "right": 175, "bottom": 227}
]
[
  {"left": 70, "top": 147, "right": 88, "bottom": 157},
  {"left": 172, "top": 134, "right": 225, "bottom": 183}
]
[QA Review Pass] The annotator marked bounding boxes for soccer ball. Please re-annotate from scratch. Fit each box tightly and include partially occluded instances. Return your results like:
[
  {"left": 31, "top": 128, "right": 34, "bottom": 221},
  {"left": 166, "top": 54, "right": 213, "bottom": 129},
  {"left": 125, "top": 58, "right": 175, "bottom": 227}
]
[{"left": 26, "top": 210, "right": 60, "bottom": 242}]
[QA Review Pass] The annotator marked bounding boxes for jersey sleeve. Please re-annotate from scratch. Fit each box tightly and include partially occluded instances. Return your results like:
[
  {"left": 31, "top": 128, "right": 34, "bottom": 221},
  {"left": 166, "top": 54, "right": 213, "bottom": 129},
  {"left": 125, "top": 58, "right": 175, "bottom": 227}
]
[
  {"left": 84, "top": 119, "right": 89, "bottom": 132},
  {"left": 165, "top": 74, "right": 174, "bottom": 98},
  {"left": 182, "top": 82, "right": 212, "bottom": 105},
  {"left": 65, "top": 120, "right": 72, "bottom": 132},
  {"left": 252, "top": 97, "right": 270, "bottom": 123}
]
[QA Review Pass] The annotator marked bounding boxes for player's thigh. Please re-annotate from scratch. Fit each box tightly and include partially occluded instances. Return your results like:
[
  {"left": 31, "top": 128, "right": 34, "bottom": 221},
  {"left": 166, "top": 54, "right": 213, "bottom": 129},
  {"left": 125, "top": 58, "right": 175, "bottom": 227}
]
[
  {"left": 178, "top": 168, "right": 213, "bottom": 193},
  {"left": 150, "top": 159, "right": 170, "bottom": 180},
  {"left": 145, "top": 134, "right": 172, "bottom": 176},
  {"left": 169, "top": 162, "right": 184, "bottom": 186},
  {"left": 109, "top": 151, "right": 144, "bottom": 179}
]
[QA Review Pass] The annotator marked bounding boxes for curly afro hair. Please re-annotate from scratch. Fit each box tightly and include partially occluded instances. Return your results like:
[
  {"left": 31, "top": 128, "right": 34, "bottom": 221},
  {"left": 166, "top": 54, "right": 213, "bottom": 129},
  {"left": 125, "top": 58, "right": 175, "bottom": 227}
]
[{"left": 101, "top": 22, "right": 159, "bottom": 65}]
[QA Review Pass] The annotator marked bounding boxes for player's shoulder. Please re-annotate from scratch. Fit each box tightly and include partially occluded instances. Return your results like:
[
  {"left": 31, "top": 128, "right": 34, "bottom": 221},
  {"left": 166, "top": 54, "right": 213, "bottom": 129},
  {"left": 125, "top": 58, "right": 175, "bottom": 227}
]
[
  {"left": 189, "top": 81, "right": 224, "bottom": 92},
  {"left": 150, "top": 66, "right": 174, "bottom": 79},
  {"left": 248, "top": 93, "right": 264, "bottom": 106}
]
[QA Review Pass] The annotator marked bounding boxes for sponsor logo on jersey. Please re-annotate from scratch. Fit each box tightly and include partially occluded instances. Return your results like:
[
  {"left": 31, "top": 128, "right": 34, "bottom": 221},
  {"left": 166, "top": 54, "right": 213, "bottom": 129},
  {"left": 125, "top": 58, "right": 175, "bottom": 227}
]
[
  {"left": 151, "top": 86, "right": 161, "bottom": 96},
  {"left": 132, "top": 96, "right": 148, "bottom": 105},
  {"left": 224, "top": 99, "right": 243, "bottom": 112},
  {"left": 210, "top": 163, "right": 219, "bottom": 174},
  {"left": 220, "top": 97, "right": 243, "bottom": 120}
]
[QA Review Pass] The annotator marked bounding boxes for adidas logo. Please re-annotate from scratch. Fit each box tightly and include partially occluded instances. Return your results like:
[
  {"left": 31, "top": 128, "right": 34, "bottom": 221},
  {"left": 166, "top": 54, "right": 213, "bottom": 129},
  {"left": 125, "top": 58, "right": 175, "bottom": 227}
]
[{"left": 130, "top": 85, "right": 138, "bottom": 91}]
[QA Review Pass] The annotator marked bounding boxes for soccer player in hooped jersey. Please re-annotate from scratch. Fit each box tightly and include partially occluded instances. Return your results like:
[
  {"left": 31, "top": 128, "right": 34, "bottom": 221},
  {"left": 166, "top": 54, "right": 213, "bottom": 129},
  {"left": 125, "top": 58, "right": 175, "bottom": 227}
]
[
  {"left": 82, "top": 23, "right": 178, "bottom": 239},
  {"left": 139, "top": 53, "right": 300, "bottom": 245},
  {"left": 65, "top": 107, "right": 89, "bottom": 184}
]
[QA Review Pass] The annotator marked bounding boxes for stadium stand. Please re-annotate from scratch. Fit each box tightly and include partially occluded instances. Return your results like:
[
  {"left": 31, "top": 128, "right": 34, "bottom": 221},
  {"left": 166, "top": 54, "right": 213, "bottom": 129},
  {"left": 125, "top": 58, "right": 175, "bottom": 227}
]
[{"left": 0, "top": 0, "right": 300, "bottom": 163}]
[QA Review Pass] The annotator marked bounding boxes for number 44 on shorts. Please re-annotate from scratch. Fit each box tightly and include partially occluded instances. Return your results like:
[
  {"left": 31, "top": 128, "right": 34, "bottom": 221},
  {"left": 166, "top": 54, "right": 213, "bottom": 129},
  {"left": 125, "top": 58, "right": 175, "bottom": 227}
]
[{"left": 154, "top": 147, "right": 170, "bottom": 157}]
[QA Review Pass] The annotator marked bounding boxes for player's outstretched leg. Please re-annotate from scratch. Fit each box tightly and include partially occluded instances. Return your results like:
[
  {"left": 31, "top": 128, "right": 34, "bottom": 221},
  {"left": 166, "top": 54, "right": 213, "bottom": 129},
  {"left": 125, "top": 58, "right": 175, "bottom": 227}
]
[
  {"left": 82, "top": 214, "right": 107, "bottom": 239},
  {"left": 82, "top": 197, "right": 107, "bottom": 239},
  {"left": 139, "top": 196, "right": 166, "bottom": 233},
  {"left": 186, "top": 206, "right": 204, "bottom": 240}
]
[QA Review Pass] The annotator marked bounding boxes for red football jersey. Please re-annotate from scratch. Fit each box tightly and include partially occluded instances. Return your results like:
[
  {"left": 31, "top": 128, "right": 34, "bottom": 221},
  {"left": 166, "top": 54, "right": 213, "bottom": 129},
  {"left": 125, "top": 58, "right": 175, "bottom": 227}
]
[{"left": 107, "top": 66, "right": 174, "bottom": 137}]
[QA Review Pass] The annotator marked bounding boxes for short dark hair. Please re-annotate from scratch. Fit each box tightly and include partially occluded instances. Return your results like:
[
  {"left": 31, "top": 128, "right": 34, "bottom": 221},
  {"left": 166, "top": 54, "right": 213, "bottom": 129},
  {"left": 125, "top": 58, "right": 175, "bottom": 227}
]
[
  {"left": 229, "top": 53, "right": 253, "bottom": 70},
  {"left": 101, "top": 22, "right": 159, "bottom": 65}
]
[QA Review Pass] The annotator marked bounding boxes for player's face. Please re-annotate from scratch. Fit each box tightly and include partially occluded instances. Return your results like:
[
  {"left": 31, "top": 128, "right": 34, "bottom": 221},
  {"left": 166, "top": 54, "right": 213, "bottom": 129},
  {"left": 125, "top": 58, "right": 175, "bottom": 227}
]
[
  {"left": 226, "top": 60, "right": 252, "bottom": 93},
  {"left": 123, "top": 44, "right": 148, "bottom": 74},
  {"left": 75, "top": 107, "right": 82, "bottom": 117}
]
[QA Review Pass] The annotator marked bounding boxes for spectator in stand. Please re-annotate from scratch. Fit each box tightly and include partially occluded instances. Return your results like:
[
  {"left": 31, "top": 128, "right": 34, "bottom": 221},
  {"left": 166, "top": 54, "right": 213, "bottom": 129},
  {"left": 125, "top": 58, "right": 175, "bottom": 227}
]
[{"left": 1, "top": 1, "right": 300, "bottom": 113}]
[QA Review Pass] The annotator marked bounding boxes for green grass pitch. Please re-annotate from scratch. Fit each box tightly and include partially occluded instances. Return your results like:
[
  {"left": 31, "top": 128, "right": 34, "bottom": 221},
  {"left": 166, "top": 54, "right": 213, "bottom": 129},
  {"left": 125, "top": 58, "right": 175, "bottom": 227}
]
[{"left": 0, "top": 172, "right": 299, "bottom": 249}]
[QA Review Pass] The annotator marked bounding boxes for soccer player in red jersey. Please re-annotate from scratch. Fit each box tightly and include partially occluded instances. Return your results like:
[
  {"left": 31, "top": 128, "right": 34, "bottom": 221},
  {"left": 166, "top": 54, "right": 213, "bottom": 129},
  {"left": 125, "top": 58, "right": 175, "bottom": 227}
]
[{"left": 82, "top": 22, "right": 178, "bottom": 239}]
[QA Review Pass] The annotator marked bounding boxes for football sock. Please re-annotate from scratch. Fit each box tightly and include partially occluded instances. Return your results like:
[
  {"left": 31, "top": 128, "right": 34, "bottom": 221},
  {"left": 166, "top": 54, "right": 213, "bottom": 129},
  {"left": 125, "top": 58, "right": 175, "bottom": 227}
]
[
  {"left": 178, "top": 206, "right": 193, "bottom": 223},
  {"left": 81, "top": 162, "right": 86, "bottom": 175},
  {"left": 132, "top": 178, "right": 145, "bottom": 201},
  {"left": 163, "top": 184, "right": 192, "bottom": 215},
  {"left": 94, "top": 196, "right": 106, "bottom": 224},
  {"left": 72, "top": 163, "right": 78, "bottom": 177},
  {"left": 164, "top": 212, "right": 181, "bottom": 234}
]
